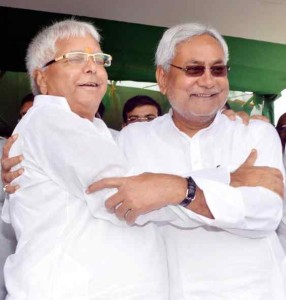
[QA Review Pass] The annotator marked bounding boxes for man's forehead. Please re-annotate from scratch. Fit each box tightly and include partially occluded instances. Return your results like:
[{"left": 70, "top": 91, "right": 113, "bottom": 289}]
[
  {"left": 128, "top": 105, "right": 158, "bottom": 115},
  {"left": 174, "top": 35, "right": 226, "bottom": 63},
  {"left": 55, "top": 36, "right": 101, "bottom": 53},
  {"left": 84, "top": 47, "right": 93, "bottom": 53}
]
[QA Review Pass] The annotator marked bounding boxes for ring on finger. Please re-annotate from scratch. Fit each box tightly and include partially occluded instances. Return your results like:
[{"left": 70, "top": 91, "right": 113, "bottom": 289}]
[
  {"left": 124, "top": 208, "right": 132, "bottom": 219},
  {"left": 2, "top": 184, "right": 8, "bottom": 193}
]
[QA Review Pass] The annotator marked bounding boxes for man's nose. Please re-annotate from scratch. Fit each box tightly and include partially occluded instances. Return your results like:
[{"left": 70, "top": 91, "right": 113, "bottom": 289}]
[
  {"left": 197, "top": 69, "right": 216, "bottom": 88},
  {"left": 84, "top": 56, "right": 98, "bottom": 73}
]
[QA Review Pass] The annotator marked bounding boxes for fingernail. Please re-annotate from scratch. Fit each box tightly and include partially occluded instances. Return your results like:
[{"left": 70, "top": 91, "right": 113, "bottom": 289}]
[
  {"left": 85, "top": 189, "right": 90, "bottom": 194},
  {"left": 18, "top": 169, "right": 24, "bottom": 175},
  {"left": 19, "top": 156, "right": 24, "bottom": 162},
  {"left": 12, "top": 134, "right": 18, "bottom": 140}
]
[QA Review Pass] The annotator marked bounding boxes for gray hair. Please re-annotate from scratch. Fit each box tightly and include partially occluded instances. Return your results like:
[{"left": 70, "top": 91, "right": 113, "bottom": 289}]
[
  {"left": 26, "top": 19, "right": 101, "bottom": 95},
  {"left": 155, "top": 23, "right": 229, "bottom": 70}
]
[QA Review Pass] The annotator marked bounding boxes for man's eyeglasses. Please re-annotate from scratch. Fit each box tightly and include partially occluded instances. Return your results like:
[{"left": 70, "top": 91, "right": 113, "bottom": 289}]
[
  {"left": 43, "top": 52, "right": 112, "bottom": 68},
  {"left": 169, "top": 64, "right": 230, "bottom": 77},
  {"left": 127, "top": 115, "right": 157, "bottom": 124}
]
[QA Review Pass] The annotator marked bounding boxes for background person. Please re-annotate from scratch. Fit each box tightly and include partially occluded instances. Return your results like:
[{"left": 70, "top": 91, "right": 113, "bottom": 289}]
[
  {"left": 18, "top": 93, "right": 34, "bottom": 121},
  {"left": 276, "top": 113, "right": 286, "bottom": 252},
  {"left": 122, "top": 95, "right": 162, "bottom": 126},
  {"left": 276, "top": 112, "right": 286, "bottom": 153}
]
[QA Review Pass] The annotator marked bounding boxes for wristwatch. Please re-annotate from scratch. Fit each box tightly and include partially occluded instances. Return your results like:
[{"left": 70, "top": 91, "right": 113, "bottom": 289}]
[{"left": 180, "top": 176, "right": 197, "bottom": 207}]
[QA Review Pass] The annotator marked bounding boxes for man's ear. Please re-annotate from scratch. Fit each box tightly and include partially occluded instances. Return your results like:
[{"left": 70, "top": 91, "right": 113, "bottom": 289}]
[
  {"left": 156, "top": 66, "right": 168, "bottom": 95},
  {"left": 34, "top": 69, "right": 48, "bottom": 95}
]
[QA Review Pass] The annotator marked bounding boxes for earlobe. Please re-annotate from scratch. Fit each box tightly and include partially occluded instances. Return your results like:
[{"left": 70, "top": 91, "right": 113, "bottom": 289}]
[
  {"left": 156, "top": 67, "right": 168, "bottom": 95},
  {"left": 34, "top": 69, "right": 48, "bottom": 95}
]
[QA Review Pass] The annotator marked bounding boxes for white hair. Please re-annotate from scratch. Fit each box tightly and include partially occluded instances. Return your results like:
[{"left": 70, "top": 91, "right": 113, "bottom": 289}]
[
  {"left": 26, "top": 19, "right": 101, "bottom": 95},
  {"left": 155, "top": 23, "right": 229, "bottom": 70}
]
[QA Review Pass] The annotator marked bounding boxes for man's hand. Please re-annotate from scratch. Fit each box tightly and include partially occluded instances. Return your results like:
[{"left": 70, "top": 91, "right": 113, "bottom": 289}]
[
  {"left": 230, "top": 149, "right": 284, "bottom": 198},
  {"left": 250, "top": 114, "right": 270, "bottom": 123},
  {"left": 222, "top": 109, "right": 269, "bottom": 125},
  {"left": 86, "top": 173, "right": 187, "bottom": 224},
  {"left": 1, "top": 134, "right": 23, "bottom": 193}
]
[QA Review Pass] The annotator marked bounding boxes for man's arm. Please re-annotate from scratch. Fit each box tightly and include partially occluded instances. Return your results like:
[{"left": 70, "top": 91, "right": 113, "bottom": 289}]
[
  {"left": 4, "top": 120, "right": 284, "bottom": 235},
  {"left": 87, "top": 149, "right": 283, "bottom": 225},
  {"left": 7, "top": 132, "right": 279, "bottom": 227}
]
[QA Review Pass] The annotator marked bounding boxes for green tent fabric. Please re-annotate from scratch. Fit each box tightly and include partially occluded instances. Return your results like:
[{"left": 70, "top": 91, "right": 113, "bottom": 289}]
[{"left": 1, "top": 6, "right": 286, "bottom": 131}]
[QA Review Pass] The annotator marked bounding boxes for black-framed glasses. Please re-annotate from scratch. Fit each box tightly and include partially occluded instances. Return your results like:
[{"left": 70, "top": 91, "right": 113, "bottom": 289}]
[
  {"left": 127, "top": 114, "right": 157, "bottom": 124},
  {"left": 169, "top": 64, "right": 230, "bottom": 77},
  {"left": 43, "top": 52, "right": 112, "bottom": 68}
]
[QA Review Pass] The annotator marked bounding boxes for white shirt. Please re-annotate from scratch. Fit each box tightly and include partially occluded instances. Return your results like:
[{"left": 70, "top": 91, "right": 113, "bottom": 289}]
[
  {"left": 118, "top": 111, "right": 286, "bottom": 300},
  {"left": 0, "top": 137, "right": 16, "bottom": 300},
  {"left": 2, "top": 95, "right": 168, "bottom": 300}
]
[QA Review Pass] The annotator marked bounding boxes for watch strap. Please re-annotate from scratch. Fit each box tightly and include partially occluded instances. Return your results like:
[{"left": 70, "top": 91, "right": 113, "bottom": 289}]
[{"left": 180, "top": 176, "right": 197, "bottom": 207}]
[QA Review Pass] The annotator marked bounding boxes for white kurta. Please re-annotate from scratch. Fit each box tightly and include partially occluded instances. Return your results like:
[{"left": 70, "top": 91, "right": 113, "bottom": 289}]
[
  {"left": 1, "top": 96, "right": 168, "bottom": 300},
  {"left": 0, "top": 138, "right": 16, "bottom": 300},
  {"left": 117, "top": 111, "right": 286, "bottom": 300}
]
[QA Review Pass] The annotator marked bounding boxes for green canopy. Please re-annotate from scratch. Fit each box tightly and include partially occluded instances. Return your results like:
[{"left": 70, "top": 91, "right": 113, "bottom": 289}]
[{"left": 1, "top": 6, "right": 286, "bottom": 131}]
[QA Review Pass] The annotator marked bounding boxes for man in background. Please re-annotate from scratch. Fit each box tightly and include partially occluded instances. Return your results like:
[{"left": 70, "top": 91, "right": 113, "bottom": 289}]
[
  {"left": 122, "top": 95, "right": 162, "bottom": 126},
  {"left": 18, "top": 93, "right": 34, "bottom": 121}
]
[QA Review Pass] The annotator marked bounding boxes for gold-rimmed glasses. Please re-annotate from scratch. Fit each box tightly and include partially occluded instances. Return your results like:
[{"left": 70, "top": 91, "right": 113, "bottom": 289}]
[{"left": 43, "top": 52, "right": 112, "bottom": 68}]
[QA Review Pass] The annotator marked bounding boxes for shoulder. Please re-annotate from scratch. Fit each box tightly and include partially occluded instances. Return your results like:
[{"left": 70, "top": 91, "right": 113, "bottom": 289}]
[
  {"left": 246, "top": 118, "right": 278, "bottom": 138},
  {"left": 23, "top": 96, "right": 83, "bottom": 129},
  {"left": 220, "top": 113, "right": 276, "bottom": 134},
  {"left": 216, "top": 114, "right": 280, "bottom": 148}
]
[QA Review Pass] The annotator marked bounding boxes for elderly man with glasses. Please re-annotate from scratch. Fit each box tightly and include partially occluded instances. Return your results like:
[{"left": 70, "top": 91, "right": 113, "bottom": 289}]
[
  {"left": 87, "top": 23, "right": 286, "bottom": 299},
  {"left": 1, "top": 19, "right": 178, "bottom": 300}
]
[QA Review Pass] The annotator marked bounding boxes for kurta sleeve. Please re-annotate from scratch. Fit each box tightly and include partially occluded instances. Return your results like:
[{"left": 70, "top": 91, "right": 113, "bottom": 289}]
[
  {"left": 168, "top": 121, "right": 284, "bottom": 238},
  {"left": 9, "top": 100, "right": 130, "bottom": 226},
  {"left": 118, "top": 116, "right": 284, "bottom": 237}
]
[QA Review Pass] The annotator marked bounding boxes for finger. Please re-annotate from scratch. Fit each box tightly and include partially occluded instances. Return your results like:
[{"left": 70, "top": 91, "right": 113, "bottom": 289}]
[
  {"left": 2, "top": 134, "right": 18, "bottom": 159},
  {"left": 3, "top": 168, "right": 24, "bottom": 185},
  {"left": 86, "top": 177, "right": 125, "bottom": 194},
  {"left": 124, "top": 209, "right": 138, "bottom": 225},
  {"left": 250, "top": 115, "right": 270, "bottom": 123},
  {"left": 105, "top": 193, "right": 124, "bottom": 212},
  {"left": 236, "top": 111, "right": 250, "bottom": 125},
  {"left": 2, "top": 155, "right": 23, "bottom": 172},
  {"left": 270, "top": 168, "right": 283, "bottom": 180},
  {"left": 3, "top": 184, "right": 20, "bottom": 194},
  {"left": 115, "top": 204, "right": 131, "bottom": 220},
  {"left": 241, "top": 149, "right": 257, "bottom": 167},
  {"left": 222, "top": 109, "right": 236, "bottom": 120}
]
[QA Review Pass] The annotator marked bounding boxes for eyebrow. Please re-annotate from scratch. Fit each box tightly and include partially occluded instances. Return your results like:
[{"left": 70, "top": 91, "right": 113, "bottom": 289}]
[
  {"left": 129, "top": 114, "right": 157, "bottom": 117},
  {"left": 185, "top": 59, "right": 225, "bottom": 65}
]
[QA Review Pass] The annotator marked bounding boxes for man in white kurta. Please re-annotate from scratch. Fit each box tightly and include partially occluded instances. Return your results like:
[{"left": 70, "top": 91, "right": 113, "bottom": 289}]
[
  {"left": 2, "top": 95, "right": 168, "bottom": 300},
  {"left": 117, "top": 110, "right": 286, "bottom": 299}
]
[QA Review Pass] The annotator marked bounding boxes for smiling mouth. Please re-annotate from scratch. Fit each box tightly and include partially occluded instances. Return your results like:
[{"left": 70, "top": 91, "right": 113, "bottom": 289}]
[
  {"left": 79, "top": 82, "right": 99, "bottom": 87},
  {"left": 192, "top": 93, "right": 218, "bottom": 97}
]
